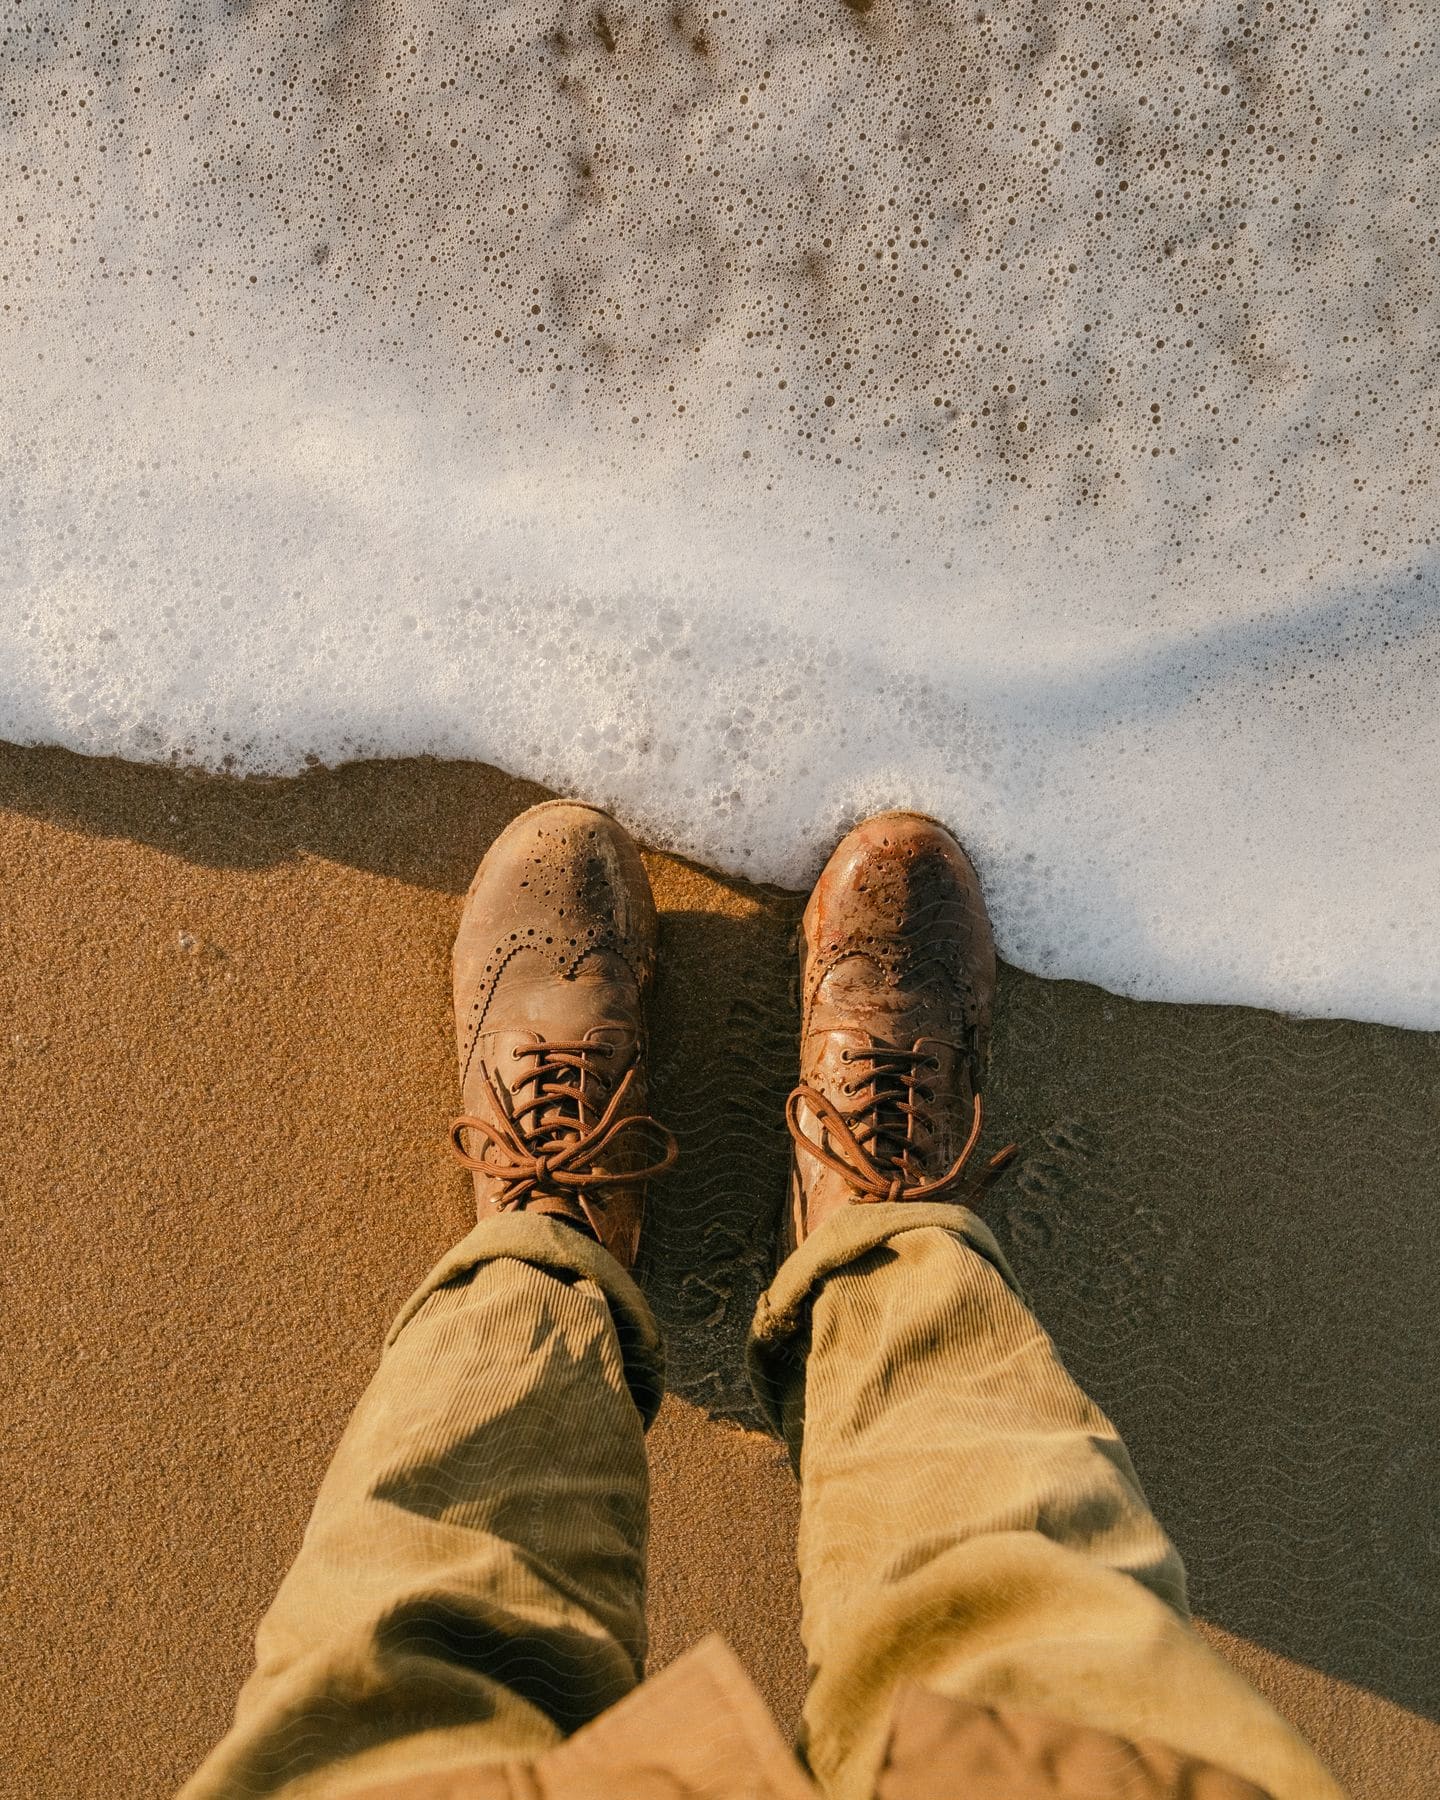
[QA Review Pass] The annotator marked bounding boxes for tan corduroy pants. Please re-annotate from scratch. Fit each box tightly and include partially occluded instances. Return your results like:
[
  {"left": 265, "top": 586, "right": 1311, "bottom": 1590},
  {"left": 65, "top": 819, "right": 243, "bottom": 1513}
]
[{"left": 181, "top": 1205, "right": 1342, "bottom": 1800}]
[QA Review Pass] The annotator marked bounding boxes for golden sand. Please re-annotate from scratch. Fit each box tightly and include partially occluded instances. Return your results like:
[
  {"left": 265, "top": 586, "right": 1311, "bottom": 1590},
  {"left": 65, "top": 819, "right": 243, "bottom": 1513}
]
[{"left": 2, "top": 745, "right": 1435, "bottom": 1798}]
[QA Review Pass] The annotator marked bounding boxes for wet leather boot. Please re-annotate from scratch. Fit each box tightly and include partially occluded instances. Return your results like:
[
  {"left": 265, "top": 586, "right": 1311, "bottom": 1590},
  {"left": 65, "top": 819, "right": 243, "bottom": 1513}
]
[
  {"left": 784, "top": 811, "right": 1015, "bottom": 1254},
  {"left": 449, "top": 799, "right": 676, "bottom": 1269}
]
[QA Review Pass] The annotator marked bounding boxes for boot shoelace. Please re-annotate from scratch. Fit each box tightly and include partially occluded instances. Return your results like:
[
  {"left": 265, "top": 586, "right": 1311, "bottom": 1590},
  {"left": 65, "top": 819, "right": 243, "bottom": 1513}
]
[
  {"left": 787, "top": 1043, "right": 1016, "bottom": 1204},
  {"left": 450, "top": 1039, "right": 678, "bottom": 1213}
]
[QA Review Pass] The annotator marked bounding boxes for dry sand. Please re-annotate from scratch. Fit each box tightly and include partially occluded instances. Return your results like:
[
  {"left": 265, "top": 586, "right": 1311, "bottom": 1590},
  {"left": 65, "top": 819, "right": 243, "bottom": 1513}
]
[{"left": 1, "top": 744, "right": 1436, "bottom": 1799}]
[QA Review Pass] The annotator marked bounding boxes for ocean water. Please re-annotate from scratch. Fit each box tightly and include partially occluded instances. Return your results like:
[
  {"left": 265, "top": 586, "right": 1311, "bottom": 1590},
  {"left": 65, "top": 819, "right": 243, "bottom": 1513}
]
[{"left": 2, "top": 1, "right": 1436, "bottom": 1027}]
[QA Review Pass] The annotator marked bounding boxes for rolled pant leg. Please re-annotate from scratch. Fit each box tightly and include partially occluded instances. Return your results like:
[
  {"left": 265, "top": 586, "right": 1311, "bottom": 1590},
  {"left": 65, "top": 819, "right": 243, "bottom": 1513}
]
[
  {"left": 747, "top": 1203, "right": 1344, "bottom": 1800},
  {"left": 182, "top": 1214, "right": 663, "bottom": 1800}
]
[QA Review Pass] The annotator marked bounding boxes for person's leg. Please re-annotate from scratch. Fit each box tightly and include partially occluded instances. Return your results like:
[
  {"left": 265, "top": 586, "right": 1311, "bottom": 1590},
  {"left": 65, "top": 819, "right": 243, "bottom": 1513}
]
[
  {"left": 754, "top": 812, "right": 1343, "bottom": 1800},
  {"left": 185, "top": 800, "right": 677, "bottom": 1798},
  {"left": 748, "top": 1202, "right": 1344, "bottom": 1800},
  {"left": 181, "top": 1213, "right": 662, "bottom": 1800}
]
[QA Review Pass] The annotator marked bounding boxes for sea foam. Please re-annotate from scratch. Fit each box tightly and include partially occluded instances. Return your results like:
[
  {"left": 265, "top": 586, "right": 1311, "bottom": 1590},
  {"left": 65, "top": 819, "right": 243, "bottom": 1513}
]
[{"left": 1, "top": 2, "right": 1437, "bottom": 1027}]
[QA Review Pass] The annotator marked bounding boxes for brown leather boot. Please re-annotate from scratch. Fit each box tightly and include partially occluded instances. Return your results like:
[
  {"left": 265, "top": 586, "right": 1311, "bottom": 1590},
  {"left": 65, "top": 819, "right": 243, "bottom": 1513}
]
[
  {"left": 784, "top": 811, "right": 1015, "bottom": 1254},
  {"left": 448, "top": 800, "right": 676, "bottom": 1268}
]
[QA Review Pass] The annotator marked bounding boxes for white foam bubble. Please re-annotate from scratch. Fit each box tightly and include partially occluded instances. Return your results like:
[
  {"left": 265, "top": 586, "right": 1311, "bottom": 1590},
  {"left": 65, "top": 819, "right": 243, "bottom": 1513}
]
[{"left": 2, "top": 2, "right": 1436, "bottom": 1026}]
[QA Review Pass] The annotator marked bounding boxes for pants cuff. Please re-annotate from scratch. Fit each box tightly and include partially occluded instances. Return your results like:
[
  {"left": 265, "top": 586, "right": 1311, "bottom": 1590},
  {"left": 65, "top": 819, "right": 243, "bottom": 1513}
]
[
  {"left": 385, "top": 1212, "right": 666, "bottom": 1426},
  {"left": 745, "top": 1201, "right": 1022, "bottom": 1435}
]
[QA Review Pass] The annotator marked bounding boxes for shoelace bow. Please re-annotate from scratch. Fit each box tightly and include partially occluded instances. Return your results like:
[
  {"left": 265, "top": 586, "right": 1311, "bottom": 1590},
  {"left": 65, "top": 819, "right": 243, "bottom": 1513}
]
[
  {"left": 450, "top": 1039, "right": 678, "bottom": 1212},
  {"left": 787, "top": 1043, "right": 1016, "bottom": 1205}
]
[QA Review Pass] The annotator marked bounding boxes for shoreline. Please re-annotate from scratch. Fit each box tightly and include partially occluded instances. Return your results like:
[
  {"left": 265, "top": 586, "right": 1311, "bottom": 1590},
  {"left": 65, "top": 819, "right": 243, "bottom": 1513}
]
[{"left": 3, "top": 741, "right": 1436, "bottom": 1797}]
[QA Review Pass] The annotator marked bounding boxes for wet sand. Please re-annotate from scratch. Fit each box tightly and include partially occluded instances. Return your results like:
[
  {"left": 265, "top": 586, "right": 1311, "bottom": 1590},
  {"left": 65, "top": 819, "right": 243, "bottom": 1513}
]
[{"left": 2, "top": 743, "right": 1436, "bottom": 1798}]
